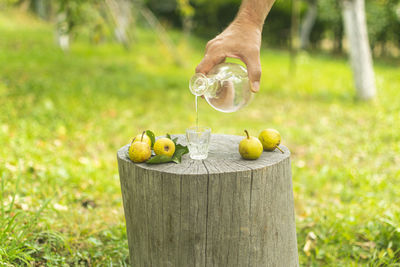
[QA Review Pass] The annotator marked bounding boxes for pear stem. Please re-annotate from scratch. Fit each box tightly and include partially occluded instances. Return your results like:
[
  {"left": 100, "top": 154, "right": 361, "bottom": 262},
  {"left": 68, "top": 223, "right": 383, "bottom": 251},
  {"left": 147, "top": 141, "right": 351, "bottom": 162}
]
[
  {"left": 244, "top": 130, "right": 250, "bottom": 139},
  {"left": 141, "top": 131, "right": 145, "bottom": 142},
  {"left": 276, "top": 145, "right": 284, "bottom": 154}
]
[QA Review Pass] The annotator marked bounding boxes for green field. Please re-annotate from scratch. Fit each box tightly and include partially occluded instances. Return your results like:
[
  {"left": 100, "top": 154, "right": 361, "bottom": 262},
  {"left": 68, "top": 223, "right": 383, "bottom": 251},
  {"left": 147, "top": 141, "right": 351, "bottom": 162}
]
[{"left": 1, "top": 11, "right": 400, "bottom": 266}]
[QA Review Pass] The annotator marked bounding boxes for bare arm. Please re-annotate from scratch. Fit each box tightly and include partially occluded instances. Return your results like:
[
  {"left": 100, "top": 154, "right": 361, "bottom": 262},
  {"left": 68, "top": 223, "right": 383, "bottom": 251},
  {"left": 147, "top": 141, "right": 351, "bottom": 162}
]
[
  {"left": 236, "top": 0, "right": 275, "bottom": 29},
  {"left": 196, "top": 0, "right": 276, "bottom": 92}
]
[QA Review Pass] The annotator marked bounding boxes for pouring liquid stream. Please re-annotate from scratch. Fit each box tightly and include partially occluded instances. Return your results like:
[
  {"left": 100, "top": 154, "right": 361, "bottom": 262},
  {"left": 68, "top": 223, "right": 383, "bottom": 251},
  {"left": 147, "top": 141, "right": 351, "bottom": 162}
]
[{"left": 195, "top": 95, "right": 198, "bottom": 131}]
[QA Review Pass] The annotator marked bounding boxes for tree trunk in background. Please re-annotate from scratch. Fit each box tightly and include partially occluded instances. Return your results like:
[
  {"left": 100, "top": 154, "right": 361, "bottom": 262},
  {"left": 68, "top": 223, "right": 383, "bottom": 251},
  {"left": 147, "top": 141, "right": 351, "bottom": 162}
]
[
  {"left": 300, "top": 0, "right": 318, "bottom": 50},
  {"left": 289, "top": 0, "right": 300, "bottom": 73},
  {"left": 56, "top": 12, "right": 69, "bottom": 51},
  {"left": 182, "top": 16, "right": 193, "bottom": 39},
  {"left": 32, "top": 0, "right": 47, "bottom": 19},
  {"left": 177, "top": 0, "right": 194, "bottom": 39},
  {"left": 105, "top": 0, "right": 133, "bottom": 48},
  {"left": 342, "top": 0, "right": 376, "bottom": 100}
]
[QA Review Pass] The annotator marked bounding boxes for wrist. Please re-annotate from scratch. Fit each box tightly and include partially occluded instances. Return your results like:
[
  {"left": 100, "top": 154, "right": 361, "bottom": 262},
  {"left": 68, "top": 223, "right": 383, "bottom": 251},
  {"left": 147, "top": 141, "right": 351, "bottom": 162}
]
[{"left": 234, "top": 7, "right": 264, "bottom": 32}]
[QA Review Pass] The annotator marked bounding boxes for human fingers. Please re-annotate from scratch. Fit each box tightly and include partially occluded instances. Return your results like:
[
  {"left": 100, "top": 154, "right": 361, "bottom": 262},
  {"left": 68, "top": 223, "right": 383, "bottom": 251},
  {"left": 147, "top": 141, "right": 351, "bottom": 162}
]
[
  {"left": 242, "top": 52, "right": 262, "bottom": 93},
  {"left": 195, "top": 41, "right": 226, "bottom": 74}
]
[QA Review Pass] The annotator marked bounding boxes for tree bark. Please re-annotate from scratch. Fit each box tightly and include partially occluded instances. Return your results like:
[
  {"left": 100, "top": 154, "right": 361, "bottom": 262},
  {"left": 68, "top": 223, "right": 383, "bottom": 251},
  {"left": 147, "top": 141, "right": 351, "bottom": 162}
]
[
  {"left": 117, "top": 134, "right": 299, "bottom": 266},
  {"left": 342, "top": 0, "right": 376, "bottom": 100},
  {"left": 300, "top": 0, "right": 318, "bottom": 50}
]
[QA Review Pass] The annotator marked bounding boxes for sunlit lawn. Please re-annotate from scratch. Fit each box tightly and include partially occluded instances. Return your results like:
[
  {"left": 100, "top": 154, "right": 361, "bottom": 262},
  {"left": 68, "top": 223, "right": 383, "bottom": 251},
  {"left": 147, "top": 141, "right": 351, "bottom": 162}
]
[{"left": 1, "top": 11, "right": 400, "bottom": 266}]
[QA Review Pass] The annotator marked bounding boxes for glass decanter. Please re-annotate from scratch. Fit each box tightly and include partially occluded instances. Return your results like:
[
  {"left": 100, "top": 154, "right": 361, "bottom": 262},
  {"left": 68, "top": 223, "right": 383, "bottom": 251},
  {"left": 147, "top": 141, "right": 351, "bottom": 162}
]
[{"left": 189, "top": 62, "right": 254, "bottom": 113}]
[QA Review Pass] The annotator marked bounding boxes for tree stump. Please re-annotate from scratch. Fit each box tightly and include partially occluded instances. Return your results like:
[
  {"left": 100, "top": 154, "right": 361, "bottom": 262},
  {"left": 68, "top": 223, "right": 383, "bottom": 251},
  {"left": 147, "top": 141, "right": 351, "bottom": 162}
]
[{"left": 117, "top": 134, "right": 299, "bottom": 267}]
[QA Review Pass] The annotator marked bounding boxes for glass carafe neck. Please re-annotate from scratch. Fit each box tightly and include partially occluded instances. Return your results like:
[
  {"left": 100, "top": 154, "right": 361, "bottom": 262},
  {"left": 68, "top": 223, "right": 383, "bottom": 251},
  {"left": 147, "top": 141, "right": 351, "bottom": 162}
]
[{"left": 189, "top": 73, "right": 217, "bottom": 96}]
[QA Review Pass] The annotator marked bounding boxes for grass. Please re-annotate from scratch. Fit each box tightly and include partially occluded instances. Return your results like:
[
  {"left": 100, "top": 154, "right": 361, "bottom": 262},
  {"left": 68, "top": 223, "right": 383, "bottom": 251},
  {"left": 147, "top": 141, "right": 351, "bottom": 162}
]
[{"left": 1, "top": 10, "right": 400, "bottom": 266}]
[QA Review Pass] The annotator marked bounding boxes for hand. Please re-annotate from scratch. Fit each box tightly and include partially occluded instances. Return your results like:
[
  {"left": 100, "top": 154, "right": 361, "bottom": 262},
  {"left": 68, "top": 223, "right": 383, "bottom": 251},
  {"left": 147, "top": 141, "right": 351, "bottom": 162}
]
[{"left": 195, "top": 19, "right": 262, "bottom": 92}]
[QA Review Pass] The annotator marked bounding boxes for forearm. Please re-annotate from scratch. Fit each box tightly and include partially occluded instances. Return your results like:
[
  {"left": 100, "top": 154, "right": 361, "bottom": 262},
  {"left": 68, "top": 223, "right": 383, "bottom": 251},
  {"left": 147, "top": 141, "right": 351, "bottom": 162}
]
[
  {"left": 196, "top": 0, "right": 276, "bottom": 91},
  {"left": 234, "top": 0, "right": 276, "bottom": 31}
]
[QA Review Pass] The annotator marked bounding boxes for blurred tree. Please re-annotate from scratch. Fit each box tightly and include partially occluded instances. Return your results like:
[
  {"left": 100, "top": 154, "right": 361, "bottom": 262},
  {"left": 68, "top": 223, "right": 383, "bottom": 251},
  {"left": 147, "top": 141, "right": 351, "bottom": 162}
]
[
  {"left": 138, "top": 2, "right": 185, "bottom": 65},
  {"left": 263, "top": 0, "right": 292, "bottom": 47},
  {"left": 299, "top": 0, "right": 317, "bottom": 50},
  {"left": 177, "top": 0, "right": 194, "bottom": 37},
  {"left": 290, "top": 0, "right": 300, "bottom": 73},
  {"left": 55, "top": 0, "right": 91, "bottom": 50},
  {"left": 31, "top": 0, "right": 47, "bottom": 19},
  {"left": 56, "top": 11, "right": 70, "bottom": 50},
  {"left": 317, "top": 0, "right": 343, "bottom": 52},
  {"left": 104, "top": 0, "right": 133, "bottom": 48},
  {"left": 3, "top": 0, "right": 399, "bottom": 58},
  {"left": 0, "top": 0, "right": 18, "bottom": 9},
  {"left": 366, "top": 0, "right": 400, "bottom": 57},
  {"left": 343, "top": 0, "right": 376, "bottom": 100}
]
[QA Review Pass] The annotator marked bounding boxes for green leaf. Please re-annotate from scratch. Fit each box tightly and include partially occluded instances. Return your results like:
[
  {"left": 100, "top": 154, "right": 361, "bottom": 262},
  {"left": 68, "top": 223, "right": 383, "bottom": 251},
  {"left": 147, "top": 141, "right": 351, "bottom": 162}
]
[
  {"left": 146, "top": 155, "right": 173, "bottom": 164},
  {"left": 146, "top": 130, "right": 156, "bottom": 148},
  {"left": 176, "top": 144, "right": 189, "bottom": 152},
  {"left": 145, "top": 138, "right": 189, "bottom": 164},
  {"left": 172, "top": 137, "right": 178, "bottom": 145},
  {"left": 172, "top": 145, "right": 189, "bottom": 163},
  {"left": 166, "top": 133, "right": 178, "bottom": 145}
]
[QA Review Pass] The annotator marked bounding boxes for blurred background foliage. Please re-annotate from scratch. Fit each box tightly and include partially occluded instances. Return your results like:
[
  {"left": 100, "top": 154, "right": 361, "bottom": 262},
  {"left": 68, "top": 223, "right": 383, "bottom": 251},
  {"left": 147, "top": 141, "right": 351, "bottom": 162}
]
[
  {"left": 1, "top": 0, "right": 400, "bottom": 266},
  {"left": 1, "top": 0, "right": 400, "bottom": 57},
  {"left": 147, "top": 0, "right": 400, "bottom": 55}
]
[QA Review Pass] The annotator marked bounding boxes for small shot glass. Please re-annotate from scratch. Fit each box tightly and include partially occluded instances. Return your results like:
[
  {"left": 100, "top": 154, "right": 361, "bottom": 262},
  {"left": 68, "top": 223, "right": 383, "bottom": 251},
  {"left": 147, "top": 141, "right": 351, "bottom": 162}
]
[{"left": 185, "top": 126, "right": 211, "bottom": 160}]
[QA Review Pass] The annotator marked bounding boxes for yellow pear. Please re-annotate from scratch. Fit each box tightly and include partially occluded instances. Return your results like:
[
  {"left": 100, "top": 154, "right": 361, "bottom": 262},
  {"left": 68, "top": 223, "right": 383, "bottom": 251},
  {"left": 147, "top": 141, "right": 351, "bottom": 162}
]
[
  {"left": 258, "top": 129, "right": 284, "bottom": 153},
  {"left": 239, "top": 130, "right": 263, "bottom": 160},
  {"left": 133, "top": 132, "right": 152, "bottom": 147},
  {"left": 129, "top": 132, "right": 151, "bottom": 163},
  {"left": 154, "top": 138, "right": 175, "bottom": 157}
]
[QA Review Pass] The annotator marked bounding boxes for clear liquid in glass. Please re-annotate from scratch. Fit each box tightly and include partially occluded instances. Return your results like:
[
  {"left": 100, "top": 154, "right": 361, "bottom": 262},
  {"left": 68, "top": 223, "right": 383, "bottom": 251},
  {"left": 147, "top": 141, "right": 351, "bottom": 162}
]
[{"left": 186, "top": 126, "right": 211, "bottom": 160}]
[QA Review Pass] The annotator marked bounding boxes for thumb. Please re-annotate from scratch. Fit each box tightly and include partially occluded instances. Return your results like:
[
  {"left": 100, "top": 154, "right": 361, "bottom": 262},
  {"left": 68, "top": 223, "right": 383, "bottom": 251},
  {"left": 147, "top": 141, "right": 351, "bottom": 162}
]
[{"left": 243, "top": 55, "right": 262, "bottom": 93}]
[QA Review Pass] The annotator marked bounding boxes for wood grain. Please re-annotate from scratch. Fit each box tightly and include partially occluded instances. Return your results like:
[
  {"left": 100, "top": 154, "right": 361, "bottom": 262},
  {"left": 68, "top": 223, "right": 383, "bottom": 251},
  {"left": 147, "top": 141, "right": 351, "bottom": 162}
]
[{"left": 117, "top": 134, "right": 298, "bottom": 266}]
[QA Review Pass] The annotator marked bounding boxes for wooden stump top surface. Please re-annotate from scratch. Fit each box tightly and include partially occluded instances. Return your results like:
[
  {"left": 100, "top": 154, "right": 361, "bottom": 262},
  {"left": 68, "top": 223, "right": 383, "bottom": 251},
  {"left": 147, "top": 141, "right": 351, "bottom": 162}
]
[{"left": 117, "top": 134, "right": 290, "bottom": 175}]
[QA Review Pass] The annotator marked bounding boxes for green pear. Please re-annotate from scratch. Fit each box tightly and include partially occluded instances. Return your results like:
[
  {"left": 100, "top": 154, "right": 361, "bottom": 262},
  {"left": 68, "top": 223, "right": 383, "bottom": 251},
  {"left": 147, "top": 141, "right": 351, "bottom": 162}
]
[{"left": 239, "top": 130, "right": 263, "bottom": 160}]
